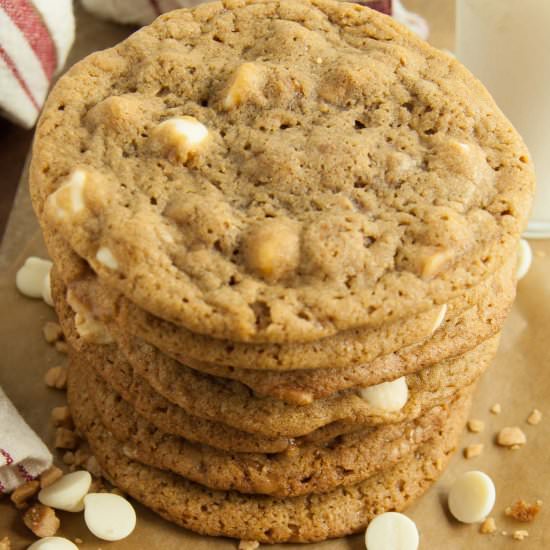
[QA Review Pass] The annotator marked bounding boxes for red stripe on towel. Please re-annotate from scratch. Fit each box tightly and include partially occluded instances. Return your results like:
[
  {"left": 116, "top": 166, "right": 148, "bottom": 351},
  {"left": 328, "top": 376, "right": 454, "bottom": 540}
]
[
  {"left": 0, "top": 45, "right": 40, "bottom": 111},
  {"left": 0, "top": 0, "right": 58, "bottom": 79}
]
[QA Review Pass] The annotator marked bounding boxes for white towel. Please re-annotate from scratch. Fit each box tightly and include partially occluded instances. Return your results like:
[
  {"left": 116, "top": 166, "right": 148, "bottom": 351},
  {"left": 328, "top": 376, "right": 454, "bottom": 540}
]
[
  {"left": 0, "top": 386, "right": 52, "bottom": 494},
  {"left": 0, "top": 0, "right": 75, "bottom": 129}
]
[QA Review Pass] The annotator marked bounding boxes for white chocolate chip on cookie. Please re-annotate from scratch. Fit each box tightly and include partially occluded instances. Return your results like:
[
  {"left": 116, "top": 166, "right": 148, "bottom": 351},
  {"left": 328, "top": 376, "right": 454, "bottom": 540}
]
[
  {"left": 359, "top": 377, "right": 408, "bottom": 412},
  {"left": 223, "top": 62, "right": 266, "bottom": 110},
  {"left": 45, "top": 170, "right": 87, "bottom": 221},
  {"left": 152, "top": 116, "right": 209, "bottom": 163},
  {"left": 66, "top": 289, "right": 113, "bottom": 344},
  {"left": 448, "top": 471, "right": 496, "bottom": 523},
  {"left": 243, "top": 218, "right": 300, "bottom": 282},
  {"left": 421, "top": 249, "right": 454, "bottom": 279},
  {"left": 28, "top": 537, "right": 79, "bottom": 550},
  {"left": 430, "top": 304, "right": 447, "bottom": 334},
  {"left": 16, "top": 257, "right": 52, "bottom": 300},
  {"left": 516, "top": 239, "right": 532, "bottom": 281},
  {"left": 84, "top": 493, "right": 136, "bottom": 541},
  {"left": 96, "top": 247, "right": 119, "bottom": 270},
  {"left": 38, "top": 470, "right": 92, "bottom": 513},
  {"left": 365, "top": 512, "right": 419, "bottom": 550}
]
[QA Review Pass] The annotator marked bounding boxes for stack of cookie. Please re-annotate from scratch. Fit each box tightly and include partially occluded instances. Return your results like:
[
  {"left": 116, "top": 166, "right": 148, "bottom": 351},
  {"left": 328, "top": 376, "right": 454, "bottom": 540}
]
[{"left": 29, "top": 0, "right": 534, "bottom": 544}]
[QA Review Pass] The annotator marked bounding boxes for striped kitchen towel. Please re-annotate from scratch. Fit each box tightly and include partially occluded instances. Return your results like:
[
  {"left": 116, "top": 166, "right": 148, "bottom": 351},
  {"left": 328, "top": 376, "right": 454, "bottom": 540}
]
[
  {"left": 0, "top": 385, "right": 52, "bottom": 494},
  {"left": 0, "top": 0, "right": 75, "bottom": 128}
]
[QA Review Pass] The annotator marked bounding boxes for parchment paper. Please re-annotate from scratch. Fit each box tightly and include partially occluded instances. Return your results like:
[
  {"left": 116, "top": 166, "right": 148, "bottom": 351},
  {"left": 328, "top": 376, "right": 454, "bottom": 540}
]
[{"left": 1, "top": 2, "right": 548, "bottom": 548}]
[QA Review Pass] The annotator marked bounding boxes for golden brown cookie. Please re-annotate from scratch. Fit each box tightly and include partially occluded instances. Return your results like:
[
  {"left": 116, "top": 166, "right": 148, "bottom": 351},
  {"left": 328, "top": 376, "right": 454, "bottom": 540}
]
[
  {"left": 68, "top": 357, "right": 472, "bottom": 543},
  {"left": 31, "top": 0, "right": 534, "bottom": 343},
  {"left": 81, "top": 356, "right": 466, "bottom": 497}
]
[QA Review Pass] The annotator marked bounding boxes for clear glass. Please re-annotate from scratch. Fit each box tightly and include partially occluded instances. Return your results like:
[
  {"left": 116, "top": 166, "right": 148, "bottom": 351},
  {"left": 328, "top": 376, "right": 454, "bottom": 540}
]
[{"left": 456, "top": 0, "right": 550, "bottom": 238}]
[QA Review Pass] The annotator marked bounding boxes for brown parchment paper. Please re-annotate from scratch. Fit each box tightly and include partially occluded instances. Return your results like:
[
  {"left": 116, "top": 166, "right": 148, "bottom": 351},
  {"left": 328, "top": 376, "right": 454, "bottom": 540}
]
[{"left": 1, "top": 2, "right": 549, "bottom": 548}]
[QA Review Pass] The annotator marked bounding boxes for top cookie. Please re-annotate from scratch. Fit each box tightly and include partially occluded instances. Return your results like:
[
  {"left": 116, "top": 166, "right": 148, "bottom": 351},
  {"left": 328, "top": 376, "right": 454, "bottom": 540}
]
[{"left": 30, "top": 0, "right": 534, "bottom": 342}]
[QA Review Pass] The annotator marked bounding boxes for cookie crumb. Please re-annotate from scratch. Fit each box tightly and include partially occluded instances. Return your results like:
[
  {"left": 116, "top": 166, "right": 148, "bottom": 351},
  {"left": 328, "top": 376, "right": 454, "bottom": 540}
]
[
  {"left": 480, "top": 517, "right": 496, "bottom": 534},
  {"left": 85, "top": 456, "right": 102, "bottom": 478},
  {"left": 44, "top": 366, "right": 68, "bottom": 390},
  {"left": 527, "top": 409, "right": 542, "bottom": 426},
  {"left": 238, "top": 541, "right": 260, "bottom": 550},
  {"left": 55, "top": 427, "right": 79, "bottom": 450},
  {"left": 490, "top": 403, "right": 502, "bottom": 415},
  {"left": 10, "top": 480, "right": 40, "bottom": 509},
  {"left": 512, "top": 530, "right": 529, "bottom": 541},
  {"left": 505, "top": 500, "right": 542, "bottom": 522},
  {"left": 74, "top": 538, "right": 83, "bottom": 544},
  {"left": 62, "top": 451, "right": 75, "bottom": 465},
  {"left": 501, "top": 531, "right": 508, "bottom": 536},
  {"left": 467, "top": 419, "right": 485, "bottom": 433},
  {"left": 497, "top": 427, "right": 526, "bottom": 448},
  {"left": 40, "top": 466, "right": 64, "bottom": 489},
  {"left": 51, "top": 405, "right": 73, "bottom": 427},
  {"left": 464, "top": 443, "right": 484, "bottom": 459},
  {"left": 23, "top": 503, "right": 60, "bottom": 538},
  {"left": 0, "top": 537, "right": 10, "bottom": 550},
  {"left": 43, "top": 321, "right": 63, "bottom": 343},
  {"left": 55, "top": 340, "right": 69, "bottom": 354}
]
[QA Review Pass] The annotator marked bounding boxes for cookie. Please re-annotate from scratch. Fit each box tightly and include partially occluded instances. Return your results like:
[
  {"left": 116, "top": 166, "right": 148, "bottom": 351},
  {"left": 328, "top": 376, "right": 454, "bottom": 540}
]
[
  {"left": 80, "top": 356, "right": 466, "bottom": 497},
  {"left": 68, "top": 357, "right": 471, "bottom": 543},
  {"left": 31, "top": 0, "right": 534, "bottom": 343},
  {"left": 54, "top": 250, "right": 514, "bottom": 377},
  {"left": 113, "top": 256, "right": 514, "bottom": 404},
  {"left": 65, "top": 306, "right": 497, "bottom": 438}
]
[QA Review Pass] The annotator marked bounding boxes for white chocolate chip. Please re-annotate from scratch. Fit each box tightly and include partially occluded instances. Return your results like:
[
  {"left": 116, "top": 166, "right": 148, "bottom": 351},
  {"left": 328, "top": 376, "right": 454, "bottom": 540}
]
[
  {"left": 96, "top": 247, "right": 119, "bottom": 270},
  {"left": 42, "top": 270, "right": 54, "bottom": 306},
  {"left": 84, "top": 493, "right": 136, "bottom": 541},
  {"left": 448, "top": 471, "right": 496, "bottom": 524},
  {"left": 430, "top": 304, "right": 447, "bottom": 334},
  {"left": 223, "top": 62, "right": 266, "bottom": 110},
  {"left": 152, "top": 116, "right": 209, "bottom": 162},
  {"left": 27, "top": 537, "right": 79, "bottom": 550},
  {"left": 66, "top": 290, "right": 113, "bottom": 344},
  {"left": 365, "top": 512, "right": 419, "bottom": 550},
  {"left": 516, "top": 239, "right": 532, "bottom": 281},
  {"left": 359, "top": 377, "right": 408, "bottom": 412},
  {"left": 16, "top": 257, "right": 53, "bottom": 300},
  {"left": 46, "top": 170, "right": 87, "bottom": 220},
  {"left": 38, "top": 471, "right": 92, "bottom": 513}
]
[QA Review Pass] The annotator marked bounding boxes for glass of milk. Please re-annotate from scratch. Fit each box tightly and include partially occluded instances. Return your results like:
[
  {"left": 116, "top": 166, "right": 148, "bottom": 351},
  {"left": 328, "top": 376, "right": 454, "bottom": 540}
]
[{"left": 456, "top": 0, "right": 550, "bottom": 238}]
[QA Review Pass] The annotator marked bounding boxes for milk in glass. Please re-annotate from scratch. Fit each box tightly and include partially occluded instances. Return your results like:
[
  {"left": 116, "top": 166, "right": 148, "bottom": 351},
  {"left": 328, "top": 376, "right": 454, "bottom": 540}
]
[{"left": 457, "top": 0, "right": 550, "bottom": 237}]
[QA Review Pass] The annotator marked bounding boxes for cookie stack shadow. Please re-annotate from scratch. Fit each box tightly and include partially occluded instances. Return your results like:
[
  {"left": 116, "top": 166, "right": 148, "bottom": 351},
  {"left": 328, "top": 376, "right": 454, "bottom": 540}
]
[{"left": 28, "top": 0, "right": 534, "bottom": 543}]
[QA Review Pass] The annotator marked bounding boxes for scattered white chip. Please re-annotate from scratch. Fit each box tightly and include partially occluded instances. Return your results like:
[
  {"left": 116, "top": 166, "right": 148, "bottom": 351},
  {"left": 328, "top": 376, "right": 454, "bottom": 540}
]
[
  {"left": 96, "top": 246, "right": 119, "bottom": 270},
  {"left": 84, "top": 493, "right": 136, "bottom": 541},
  {"left": 16, "top": 257, "right": 52, "bottom": 300},
  {"left": 365, "top": 512, "right": 419, "bottom": 550},
  {"left": 27, "top": 537, "right": 79, "bottom": 550},
  {"left": 431, "top": 304, "right": 447, "bottom": 334},
  {"left": 46, "top": 170, "right": 87, "bottom": 220},
  {"left": 516, "top": 239, "right": 532, "bottom": 280},
  {"left": 359, "top": 377, "right": 408, "bottom": 412},
  {"left": 38, "top": 470, "right": 92, "bottom": 512},
  {"left": 42, "top": 269, "right": 54, "bottom": 306},
  {"left": 448, "top": 471, "right": 496, "bottom": 524}
]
